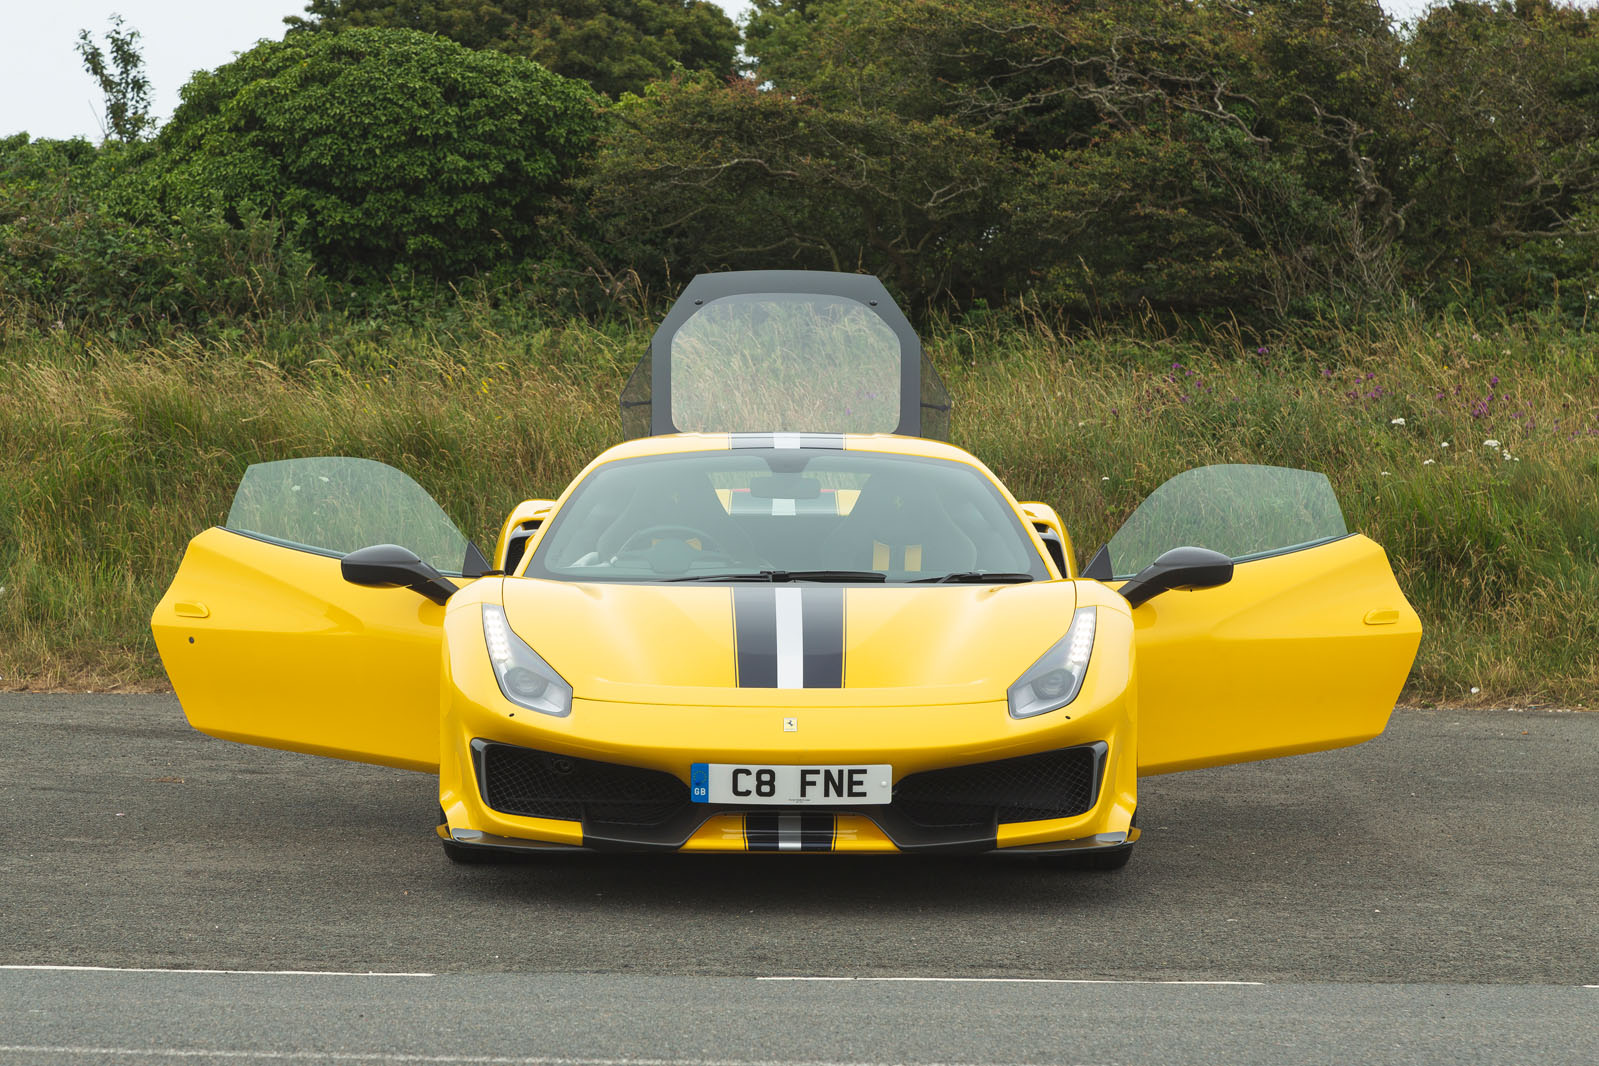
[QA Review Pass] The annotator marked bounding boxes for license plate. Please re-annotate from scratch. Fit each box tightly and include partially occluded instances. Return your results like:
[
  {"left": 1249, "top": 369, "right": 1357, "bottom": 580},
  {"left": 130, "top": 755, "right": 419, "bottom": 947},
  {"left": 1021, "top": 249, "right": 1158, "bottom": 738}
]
[{"left": 690, "top": 763, "right": 892, "bottom": 805}]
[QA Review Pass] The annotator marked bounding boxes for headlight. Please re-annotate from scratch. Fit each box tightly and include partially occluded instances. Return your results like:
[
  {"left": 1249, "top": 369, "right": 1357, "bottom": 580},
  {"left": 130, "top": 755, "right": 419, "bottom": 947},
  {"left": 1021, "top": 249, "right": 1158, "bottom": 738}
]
[
  {"left": 1008, "top": 607, "right": 1096, "bottom": 719},
  {"left": 481, "top": 604, "right": 572, "bottom": 717}
]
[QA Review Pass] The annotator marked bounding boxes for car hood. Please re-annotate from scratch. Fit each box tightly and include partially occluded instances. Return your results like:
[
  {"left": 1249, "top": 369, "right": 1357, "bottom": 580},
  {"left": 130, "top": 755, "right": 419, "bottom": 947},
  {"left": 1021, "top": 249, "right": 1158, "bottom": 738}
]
[{"left": 499, "top": 578, "right": 1078, "bottom": 707}]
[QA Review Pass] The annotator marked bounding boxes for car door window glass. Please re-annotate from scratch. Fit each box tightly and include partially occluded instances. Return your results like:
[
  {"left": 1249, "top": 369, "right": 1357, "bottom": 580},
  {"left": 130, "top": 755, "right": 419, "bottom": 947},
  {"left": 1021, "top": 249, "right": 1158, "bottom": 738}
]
[
  {"left": 1104, "top": 464, "right": 1347, "bottom": 579},
  {"left": 225, "top": 457, "right": 474, "bottom": 575}
]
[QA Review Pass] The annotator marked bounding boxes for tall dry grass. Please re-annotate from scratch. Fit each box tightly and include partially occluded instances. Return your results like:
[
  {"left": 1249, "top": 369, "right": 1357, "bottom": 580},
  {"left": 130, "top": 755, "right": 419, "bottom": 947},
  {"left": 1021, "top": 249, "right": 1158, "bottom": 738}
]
[{"left": 2, "top": 312, "right": 1596, "bottom": 702}]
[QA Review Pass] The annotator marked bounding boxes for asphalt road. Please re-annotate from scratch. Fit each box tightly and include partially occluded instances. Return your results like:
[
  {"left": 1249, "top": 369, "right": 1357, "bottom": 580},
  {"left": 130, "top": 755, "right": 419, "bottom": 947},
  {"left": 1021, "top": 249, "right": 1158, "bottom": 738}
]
[
  {"left": 2, "top": 970, "right": 1595, "bottom": 1066},
  {"left": 1, "top": 694, "right": 1594, "bottom": 1064}
]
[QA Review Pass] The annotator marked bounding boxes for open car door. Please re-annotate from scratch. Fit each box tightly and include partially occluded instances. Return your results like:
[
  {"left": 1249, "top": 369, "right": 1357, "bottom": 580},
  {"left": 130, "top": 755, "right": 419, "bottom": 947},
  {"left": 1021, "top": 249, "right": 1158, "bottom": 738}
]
[
  {"left": 151, "top": 458, "right": 490, "bottom": 771},
  {"left": 1083, "top": 465, "right": 1421, "bottom": 776}
]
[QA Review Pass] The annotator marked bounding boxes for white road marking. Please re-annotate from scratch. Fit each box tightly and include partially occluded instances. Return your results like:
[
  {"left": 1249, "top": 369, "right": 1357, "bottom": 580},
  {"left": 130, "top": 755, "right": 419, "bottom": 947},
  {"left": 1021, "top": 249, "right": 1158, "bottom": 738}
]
[
  {"left": 774, "top": 587, "right": 804, "bottom": 689},
  {"left": 0, "top": 1050, "right": 1103, "bottom": 1066},
  {"left": 0, "top": 965, "right": 433, "bottom": 977},
  {"left": 757, "top": 976, "right": 1263, "bottom": 985}
]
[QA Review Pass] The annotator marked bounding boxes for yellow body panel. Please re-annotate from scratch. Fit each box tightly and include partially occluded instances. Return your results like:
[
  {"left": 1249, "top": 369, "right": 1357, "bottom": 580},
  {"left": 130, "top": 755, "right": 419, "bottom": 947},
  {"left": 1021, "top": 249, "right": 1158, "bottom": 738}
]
[
  {"left": 151, "top": 528, "right": 455, "bottom": 771},
  {"left": 1130, "top": 533, "right": 1422, "bottom": 775}
]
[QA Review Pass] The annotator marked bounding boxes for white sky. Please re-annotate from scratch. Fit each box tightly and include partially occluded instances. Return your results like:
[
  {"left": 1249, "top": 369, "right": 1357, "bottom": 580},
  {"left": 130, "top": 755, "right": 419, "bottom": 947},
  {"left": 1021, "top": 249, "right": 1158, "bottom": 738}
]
[{"left": 0, "top": 1, "right": 1497, "bottom": 142}]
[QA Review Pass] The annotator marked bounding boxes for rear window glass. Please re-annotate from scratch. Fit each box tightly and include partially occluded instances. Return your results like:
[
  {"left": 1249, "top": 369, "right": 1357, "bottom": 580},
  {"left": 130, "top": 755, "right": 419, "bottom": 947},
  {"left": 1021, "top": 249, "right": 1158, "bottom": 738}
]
[{"left": 668, "top": 293, "right": 901, "bottom": 434}]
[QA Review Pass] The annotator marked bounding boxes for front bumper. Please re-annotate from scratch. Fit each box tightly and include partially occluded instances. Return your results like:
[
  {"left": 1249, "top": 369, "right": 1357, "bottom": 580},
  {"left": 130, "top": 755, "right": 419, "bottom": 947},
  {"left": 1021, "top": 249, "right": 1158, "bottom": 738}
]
[
  {"left": 438, "top": 705, "right": 1137, "bottom": 856},
  {"left": 437, "top": 600, "right": 1139, "bottom": 855},
  {"left": 449, "top": 737, "right": 1111, "bottom": 853}
]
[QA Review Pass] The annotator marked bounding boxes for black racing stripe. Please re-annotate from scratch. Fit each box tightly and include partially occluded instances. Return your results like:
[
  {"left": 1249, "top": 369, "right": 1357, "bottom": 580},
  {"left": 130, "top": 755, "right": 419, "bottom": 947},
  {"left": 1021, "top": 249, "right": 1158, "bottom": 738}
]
[
  {"left": 733, "top": 586, "right": 778, "bottom": 688},
  {"left": 799, "top": 433, "right": 845, "bottom": 449},
  {"left": 729, "top": 433, "right": 775, "bottom": 449},
  {"left": 802, "top": 812, "right": 836, "bottom": 852},
  {"left": 801, "top": 587, "right": 845, "bottom": 688},
  {"left": 745, "top": 812, "right": 780, "bottom": 851}
]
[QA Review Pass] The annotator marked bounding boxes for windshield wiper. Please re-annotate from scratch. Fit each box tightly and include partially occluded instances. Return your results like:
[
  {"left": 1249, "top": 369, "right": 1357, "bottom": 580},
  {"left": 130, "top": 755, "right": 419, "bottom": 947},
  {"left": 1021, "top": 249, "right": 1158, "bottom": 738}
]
[
  {"left": 911, "top": 571, "right": 1035, "bottom": 584},
  {"left": 664, "top": 569, "right": 887, "bottom": 583}
]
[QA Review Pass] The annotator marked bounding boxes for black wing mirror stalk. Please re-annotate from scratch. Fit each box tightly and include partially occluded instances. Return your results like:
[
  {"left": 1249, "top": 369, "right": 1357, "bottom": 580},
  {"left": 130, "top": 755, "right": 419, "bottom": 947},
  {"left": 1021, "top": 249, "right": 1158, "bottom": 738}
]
[
  {"left": 341, "top": 544, "right": 459, "bottom": 605},
  {"left": 1117, "top": 546, "right": 1233, "bottom": 609}
]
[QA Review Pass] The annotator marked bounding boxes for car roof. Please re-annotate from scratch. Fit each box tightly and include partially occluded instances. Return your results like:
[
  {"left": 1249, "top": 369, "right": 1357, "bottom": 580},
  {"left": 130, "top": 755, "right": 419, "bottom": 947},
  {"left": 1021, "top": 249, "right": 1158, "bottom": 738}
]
[{"left": 585, "top": 432, "right": 985, "bottom": 467}]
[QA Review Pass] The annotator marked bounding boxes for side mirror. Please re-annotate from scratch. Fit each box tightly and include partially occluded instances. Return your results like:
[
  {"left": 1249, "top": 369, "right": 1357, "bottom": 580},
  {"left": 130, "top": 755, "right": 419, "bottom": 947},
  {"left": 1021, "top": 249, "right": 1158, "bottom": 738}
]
[
  {"left": 341, "top": 544, "right": 459, "bottom": 605},
  {"left": 1117, "top": 546, "right": 1233, "bottom": 609}
]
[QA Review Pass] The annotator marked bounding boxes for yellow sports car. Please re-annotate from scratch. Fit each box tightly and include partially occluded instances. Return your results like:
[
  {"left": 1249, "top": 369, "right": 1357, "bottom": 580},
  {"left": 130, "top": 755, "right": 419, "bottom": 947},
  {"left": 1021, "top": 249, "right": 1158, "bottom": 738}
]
[{"left": 152, "top": 271, "right": 1421, "bottom": 869}]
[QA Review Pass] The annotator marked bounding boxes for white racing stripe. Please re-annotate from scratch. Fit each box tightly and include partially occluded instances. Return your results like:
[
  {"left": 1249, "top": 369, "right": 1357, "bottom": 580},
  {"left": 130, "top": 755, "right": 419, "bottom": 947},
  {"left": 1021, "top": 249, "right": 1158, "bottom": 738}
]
[
  {"left": 778, "top": 813, "right": 803, "bottom": 852},
  {"left": 0, "top": 1050, "right": 1103, "bottom": 1066},
  {"left": 757, "top": 976, "right": 1264, "bottom": 986},
  {"left": 774, "top": 587, "right": 804, "bottom": 689},
  {"left": 0, "top": 965, "right": 433, "bottom": 977}
]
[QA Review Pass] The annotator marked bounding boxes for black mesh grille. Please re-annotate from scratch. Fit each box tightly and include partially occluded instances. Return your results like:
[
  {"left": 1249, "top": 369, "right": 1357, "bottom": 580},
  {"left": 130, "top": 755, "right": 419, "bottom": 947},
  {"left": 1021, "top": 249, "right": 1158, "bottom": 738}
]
[
  {"left": 892, "top": 745, "right": 1102, "bottom": 828},
  {"left": 478, "top": 743, "right": 690, "bottom": 827}
]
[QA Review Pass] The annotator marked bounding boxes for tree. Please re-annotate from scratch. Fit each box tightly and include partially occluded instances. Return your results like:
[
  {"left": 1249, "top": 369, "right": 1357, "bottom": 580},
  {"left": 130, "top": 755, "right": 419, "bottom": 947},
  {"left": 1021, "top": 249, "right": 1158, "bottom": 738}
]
[
  {"left": 1399, "top": 0, "right": 1599, "bottom": 308},
  {"left": 75, "top": 15, "right": 155, "bottom": 142},
  {"left": 581, "top": 74, "right": 1016, "bottom": 310},
  {"left": 154, "top": 28, "right": 602, "bottom": 280},
  {"left": 650, "top": 1, "right": 1365, "bottom": 317},
  {"left": 286, "top": 0, "right": 741, "bottom": 99}
]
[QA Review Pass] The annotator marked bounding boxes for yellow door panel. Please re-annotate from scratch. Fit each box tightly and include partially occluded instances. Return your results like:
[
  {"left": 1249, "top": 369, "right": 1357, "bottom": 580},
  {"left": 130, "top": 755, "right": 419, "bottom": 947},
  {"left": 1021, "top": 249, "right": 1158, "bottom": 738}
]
[
  {"left": 1132, "top": 534, "right": 1421, "bottom": 775},
  {"left": 152, "top": 527, "right": 454, "bottom": 771}
]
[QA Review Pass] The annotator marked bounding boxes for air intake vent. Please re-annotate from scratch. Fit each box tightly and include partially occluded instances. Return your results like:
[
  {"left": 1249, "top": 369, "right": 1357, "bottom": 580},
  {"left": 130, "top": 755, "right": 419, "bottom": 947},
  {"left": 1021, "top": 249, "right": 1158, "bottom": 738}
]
[
  {"left": 474, "top": 741, "right": 690, "bottom": 827},
  {"left": 892, "top": 744, "right": 1105, "bottom": 828}
]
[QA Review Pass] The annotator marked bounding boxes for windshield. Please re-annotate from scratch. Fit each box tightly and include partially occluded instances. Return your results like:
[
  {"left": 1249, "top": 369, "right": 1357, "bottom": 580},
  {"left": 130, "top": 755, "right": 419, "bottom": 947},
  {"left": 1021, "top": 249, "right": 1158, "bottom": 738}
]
[{"left": 525, "top": 449, "right": 1047, "bottom": 584}]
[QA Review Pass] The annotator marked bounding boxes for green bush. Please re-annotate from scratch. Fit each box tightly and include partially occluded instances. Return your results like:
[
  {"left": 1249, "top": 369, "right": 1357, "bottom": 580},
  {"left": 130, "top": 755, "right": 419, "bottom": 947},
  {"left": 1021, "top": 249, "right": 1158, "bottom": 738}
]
[
  {"left": 0, "top": 134, "right": 323, "bottom": 329},
  {"left": 155, "top": 28, "right": 602, "bottom": 281}
]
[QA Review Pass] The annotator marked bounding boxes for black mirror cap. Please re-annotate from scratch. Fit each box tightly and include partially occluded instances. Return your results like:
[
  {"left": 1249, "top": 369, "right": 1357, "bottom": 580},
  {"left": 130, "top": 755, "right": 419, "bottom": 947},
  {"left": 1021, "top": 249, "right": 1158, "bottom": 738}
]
[
  {"left": 1118, "top": 546, "right": 1234, "bottom": 609},
  {"left": 341, "top": 543, "right": 458, "bottom": 606}
]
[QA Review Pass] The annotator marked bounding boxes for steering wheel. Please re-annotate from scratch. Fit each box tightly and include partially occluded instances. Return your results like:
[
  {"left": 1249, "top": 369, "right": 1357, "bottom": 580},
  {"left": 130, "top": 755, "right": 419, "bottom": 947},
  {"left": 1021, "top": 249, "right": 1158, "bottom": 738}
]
[{"left": 614, "top": 524, "right": 729, "bottom": 559}]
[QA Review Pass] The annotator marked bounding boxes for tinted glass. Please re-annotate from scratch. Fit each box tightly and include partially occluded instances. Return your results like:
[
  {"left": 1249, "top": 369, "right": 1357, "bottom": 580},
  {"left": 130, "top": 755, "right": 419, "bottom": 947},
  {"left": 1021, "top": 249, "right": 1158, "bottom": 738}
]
[
  {"left": 226, "top": 457, "right": 473, "bottom": 575},
  {"left": 1105, "top": 464, "right": 1348, "bottom": 579},
  {"left": 527, "top": 449, "right": 1045, "bottom": 583},
  {"left": 669, "top": 294, "right": 901, "bottom": 433}
]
